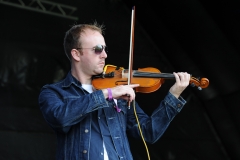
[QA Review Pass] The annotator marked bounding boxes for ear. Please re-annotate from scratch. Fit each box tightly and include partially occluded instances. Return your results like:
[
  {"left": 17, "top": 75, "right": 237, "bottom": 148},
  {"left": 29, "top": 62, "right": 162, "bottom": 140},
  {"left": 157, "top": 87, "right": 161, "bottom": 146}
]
[{"left": 71, "top": 49, "right": 81, "bottom": 62}]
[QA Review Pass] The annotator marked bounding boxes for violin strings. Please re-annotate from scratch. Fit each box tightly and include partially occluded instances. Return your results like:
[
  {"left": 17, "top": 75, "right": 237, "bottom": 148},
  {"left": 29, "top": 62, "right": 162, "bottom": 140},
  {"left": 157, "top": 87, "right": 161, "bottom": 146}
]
[{"left": 134, "top": 71, "right": 174, "bottom": 78}]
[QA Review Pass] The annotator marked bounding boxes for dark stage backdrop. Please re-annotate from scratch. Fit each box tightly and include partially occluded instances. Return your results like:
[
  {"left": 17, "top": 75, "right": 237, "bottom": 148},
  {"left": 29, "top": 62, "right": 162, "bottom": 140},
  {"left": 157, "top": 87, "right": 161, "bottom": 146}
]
[{"left": 1, "top": 0, "right": 240, "bottom": 160}]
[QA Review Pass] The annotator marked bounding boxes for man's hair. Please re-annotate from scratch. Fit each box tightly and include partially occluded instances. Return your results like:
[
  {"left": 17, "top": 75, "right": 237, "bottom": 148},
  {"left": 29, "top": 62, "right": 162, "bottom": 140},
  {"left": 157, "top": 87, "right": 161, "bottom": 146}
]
[{"left": 63, "top": 22, "right": 105, "bottom": 62}]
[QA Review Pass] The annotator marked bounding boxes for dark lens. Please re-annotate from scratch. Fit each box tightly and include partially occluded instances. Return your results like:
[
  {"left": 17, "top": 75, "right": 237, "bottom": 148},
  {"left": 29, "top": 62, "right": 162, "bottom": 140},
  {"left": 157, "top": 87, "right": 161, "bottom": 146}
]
[{"left": 94, "top": 45, "right": 103, "bottom": 54}]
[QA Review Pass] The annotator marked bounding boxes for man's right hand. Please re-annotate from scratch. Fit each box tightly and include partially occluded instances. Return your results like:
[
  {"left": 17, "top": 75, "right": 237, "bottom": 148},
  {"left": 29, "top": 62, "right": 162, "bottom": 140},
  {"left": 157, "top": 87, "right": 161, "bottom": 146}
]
[{"left": 102, "top": 84, "right": 139, "bottom": 102}]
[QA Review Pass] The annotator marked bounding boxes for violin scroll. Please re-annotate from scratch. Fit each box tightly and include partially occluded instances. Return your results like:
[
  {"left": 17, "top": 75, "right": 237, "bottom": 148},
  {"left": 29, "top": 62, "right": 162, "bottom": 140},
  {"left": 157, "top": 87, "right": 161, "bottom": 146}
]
[{"left": 190, "top": 77, "right": 209, "bottom": 90}]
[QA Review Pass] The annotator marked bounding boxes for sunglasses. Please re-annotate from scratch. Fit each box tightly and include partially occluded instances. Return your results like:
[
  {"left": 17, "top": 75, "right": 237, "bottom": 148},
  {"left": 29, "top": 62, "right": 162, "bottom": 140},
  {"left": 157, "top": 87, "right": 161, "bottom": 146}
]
[{"left": 77, "top": 44, "right": 108, "bottom": 54}]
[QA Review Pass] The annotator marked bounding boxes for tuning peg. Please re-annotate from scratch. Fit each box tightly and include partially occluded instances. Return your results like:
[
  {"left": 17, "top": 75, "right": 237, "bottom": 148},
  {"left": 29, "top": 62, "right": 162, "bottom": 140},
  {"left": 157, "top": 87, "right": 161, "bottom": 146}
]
[{"left": 190, "top": 83, "right": 195, "bottom": 87}]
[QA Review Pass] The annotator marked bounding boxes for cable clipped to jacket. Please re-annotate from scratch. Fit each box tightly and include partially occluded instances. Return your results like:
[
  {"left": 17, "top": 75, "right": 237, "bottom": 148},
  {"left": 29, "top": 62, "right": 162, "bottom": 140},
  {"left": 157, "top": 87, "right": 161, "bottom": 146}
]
[{"left": 132, "top": 100, "right": 150, "bottom": 160}]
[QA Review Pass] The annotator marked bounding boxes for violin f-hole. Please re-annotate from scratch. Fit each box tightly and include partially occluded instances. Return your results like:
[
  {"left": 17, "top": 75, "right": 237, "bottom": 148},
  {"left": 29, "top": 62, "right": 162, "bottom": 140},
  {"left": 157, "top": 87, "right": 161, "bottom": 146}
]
[{"left": 115, "top": 80, "right": 128, "bottom": 85}]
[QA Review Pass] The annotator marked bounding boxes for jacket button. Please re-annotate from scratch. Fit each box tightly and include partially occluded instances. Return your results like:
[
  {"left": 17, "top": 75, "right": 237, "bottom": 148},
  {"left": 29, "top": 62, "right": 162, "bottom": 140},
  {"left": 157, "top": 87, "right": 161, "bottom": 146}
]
[
  {"left": 177, "top": 104, "right": 181, "bottom": 107},
  {"left": 85, "top": 129, "right": 89, "bottom": 133},
  {"left": 83, "top": 150, "right": 87, "bottom": 154}
]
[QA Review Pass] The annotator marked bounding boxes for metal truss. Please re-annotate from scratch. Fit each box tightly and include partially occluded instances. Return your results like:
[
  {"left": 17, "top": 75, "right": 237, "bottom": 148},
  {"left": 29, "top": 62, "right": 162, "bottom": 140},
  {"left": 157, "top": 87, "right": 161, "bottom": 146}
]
[{"left": 0, "top": 0, "right": 78, "bottom": 20}]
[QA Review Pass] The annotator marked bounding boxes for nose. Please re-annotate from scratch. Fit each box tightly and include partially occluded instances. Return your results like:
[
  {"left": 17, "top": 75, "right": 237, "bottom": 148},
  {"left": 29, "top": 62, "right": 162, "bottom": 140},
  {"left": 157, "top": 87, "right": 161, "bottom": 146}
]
[{"left": 100, "top": 50, "right": 107, "bottom": 59}]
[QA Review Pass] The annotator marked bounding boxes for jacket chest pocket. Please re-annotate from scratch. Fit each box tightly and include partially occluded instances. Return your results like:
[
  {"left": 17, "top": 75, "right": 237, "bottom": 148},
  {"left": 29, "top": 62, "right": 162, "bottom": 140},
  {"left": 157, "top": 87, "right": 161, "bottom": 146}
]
[{"left": 105, "top": 100, "right": 128, "bottom": 128}]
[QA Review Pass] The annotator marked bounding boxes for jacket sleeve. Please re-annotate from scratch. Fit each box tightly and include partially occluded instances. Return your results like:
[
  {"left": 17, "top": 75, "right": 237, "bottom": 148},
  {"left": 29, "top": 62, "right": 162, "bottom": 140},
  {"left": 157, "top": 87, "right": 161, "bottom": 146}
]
[
  {"left": 126, "top": 92, "right": 186, "bottom": 144},
  {"left": 38, "top": 85, "right": 108, "bottom": 133}
]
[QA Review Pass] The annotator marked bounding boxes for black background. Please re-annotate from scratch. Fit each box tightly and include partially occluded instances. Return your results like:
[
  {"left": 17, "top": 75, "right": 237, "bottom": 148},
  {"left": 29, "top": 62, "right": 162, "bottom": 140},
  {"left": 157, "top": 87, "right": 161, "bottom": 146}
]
[{"left": 1, "top": 0, "right": 240, "bottom": 159}]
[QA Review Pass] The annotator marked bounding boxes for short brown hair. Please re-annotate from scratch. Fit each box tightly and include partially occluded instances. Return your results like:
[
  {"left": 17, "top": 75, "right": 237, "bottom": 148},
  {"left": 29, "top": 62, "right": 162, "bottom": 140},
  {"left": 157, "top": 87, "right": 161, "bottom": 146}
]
[{"left": 63, "top": 22, "right": 105, "bottom": 62}]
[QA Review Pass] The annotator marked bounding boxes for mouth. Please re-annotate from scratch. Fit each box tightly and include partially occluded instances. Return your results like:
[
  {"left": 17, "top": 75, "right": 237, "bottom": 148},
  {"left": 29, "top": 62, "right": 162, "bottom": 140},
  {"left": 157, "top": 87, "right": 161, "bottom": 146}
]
[{"left": 99, "top": 62, "right": 105, "bottom": 66}]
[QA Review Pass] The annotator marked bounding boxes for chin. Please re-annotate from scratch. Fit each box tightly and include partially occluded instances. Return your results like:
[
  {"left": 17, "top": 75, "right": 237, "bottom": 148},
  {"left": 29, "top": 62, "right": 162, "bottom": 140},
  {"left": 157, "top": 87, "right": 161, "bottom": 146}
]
[{"left": 93, "top": 69, "right": 103, "bottom": 75}]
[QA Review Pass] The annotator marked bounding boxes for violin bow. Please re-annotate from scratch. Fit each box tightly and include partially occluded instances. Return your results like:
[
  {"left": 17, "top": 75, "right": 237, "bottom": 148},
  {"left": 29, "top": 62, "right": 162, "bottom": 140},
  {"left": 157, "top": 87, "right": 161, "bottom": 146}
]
[
  {"left": 127, "top": 6, "right": 135, "bottom": 108},
  {"left": 128, "top": 7, "right": 151, "bottom": 160}
]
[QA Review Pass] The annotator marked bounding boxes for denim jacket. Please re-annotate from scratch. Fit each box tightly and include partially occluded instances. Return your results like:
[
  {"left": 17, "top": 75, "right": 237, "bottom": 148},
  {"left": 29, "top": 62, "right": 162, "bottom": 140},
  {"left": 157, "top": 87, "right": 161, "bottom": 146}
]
[{"left": 38, "top": 72, "right": 186, "bottom": 160}]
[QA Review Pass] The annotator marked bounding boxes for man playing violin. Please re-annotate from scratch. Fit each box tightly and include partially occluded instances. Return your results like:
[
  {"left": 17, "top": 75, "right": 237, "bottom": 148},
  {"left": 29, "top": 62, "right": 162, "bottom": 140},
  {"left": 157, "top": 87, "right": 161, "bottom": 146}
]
[{"left": 38, "top": 22, "right": 190, "bottom": 160}]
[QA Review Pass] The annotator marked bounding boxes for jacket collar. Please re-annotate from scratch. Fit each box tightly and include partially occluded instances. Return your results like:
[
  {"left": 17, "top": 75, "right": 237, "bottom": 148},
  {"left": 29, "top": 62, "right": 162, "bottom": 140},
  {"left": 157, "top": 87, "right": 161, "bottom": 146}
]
[{"left": 62, "top": 71, "right": 82, "bottom": 88}]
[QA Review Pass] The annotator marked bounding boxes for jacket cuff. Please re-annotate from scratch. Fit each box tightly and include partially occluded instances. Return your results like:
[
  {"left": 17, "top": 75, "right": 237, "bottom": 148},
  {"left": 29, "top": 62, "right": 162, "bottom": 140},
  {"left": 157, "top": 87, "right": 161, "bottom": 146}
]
[
  {"left": 91, "top": 90, "right": 109, "bottom": 108},
  {"left": 164, "top": 92, "right": 186, "bottom": 112}
]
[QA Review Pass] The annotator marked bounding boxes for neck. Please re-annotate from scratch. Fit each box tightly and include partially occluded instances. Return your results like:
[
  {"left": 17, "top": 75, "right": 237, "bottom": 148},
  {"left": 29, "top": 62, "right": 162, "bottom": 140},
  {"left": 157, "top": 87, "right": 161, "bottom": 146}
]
[{"left": 71, "top": 67, "right": 92, "bottom": 84}]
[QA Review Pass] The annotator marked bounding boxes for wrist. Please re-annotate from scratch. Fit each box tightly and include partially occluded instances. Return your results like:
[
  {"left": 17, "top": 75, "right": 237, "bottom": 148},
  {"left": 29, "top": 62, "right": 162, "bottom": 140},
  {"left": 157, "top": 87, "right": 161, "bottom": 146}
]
[
  {"left": 102, "top": 89, "right": 109, "bottom": 99},
  {"left": 169, "top": 91, "right": 180, "bottom": 99},
  {"left": 102, "top": 88, "right": 113, "bottom": 100}
]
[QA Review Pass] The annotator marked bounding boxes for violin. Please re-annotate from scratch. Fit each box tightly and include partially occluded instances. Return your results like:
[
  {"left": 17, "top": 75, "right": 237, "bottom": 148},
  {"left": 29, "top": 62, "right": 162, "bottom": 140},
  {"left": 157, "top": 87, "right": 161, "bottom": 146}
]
[
  {"left": 92, "top": 64, "right": 209, "bottom": 93},
  {"left": 92, "top": 6, "right": 209, "bottom": 92}
]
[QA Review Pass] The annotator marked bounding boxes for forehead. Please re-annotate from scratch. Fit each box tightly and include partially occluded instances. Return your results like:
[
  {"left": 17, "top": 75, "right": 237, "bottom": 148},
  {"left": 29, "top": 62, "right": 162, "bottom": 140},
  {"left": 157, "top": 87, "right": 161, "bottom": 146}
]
[{"left": 80, "top": 28, "right": 104, "bottom": 45}]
